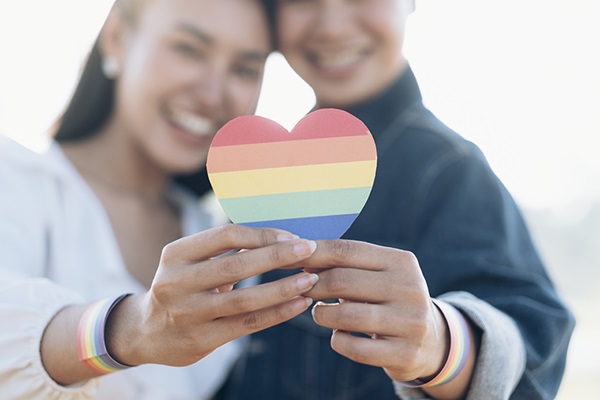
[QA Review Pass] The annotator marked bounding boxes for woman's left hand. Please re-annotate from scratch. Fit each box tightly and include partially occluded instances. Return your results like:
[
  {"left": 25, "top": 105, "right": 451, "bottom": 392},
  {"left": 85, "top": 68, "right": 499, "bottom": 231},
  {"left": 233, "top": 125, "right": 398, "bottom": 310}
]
[{"left": 297, "top": 240, "right": 449, "bottom": 383}]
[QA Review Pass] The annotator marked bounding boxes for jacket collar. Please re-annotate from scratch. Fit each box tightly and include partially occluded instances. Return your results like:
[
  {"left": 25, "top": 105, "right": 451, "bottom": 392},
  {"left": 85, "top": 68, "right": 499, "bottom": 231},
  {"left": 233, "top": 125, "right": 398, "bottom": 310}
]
[{"left": 341, "top": 65, "right": 423, "bottom": 139}]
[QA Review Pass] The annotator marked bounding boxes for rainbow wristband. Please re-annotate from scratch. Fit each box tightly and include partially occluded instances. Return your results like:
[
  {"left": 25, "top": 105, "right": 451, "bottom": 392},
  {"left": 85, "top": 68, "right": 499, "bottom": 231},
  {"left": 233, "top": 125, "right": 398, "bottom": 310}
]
[
  {"left": 400, "top": 299, "right": 471, "bottom": 388},
  {"left": 77, "top": 294, "right": 131, "bottom": 374}
]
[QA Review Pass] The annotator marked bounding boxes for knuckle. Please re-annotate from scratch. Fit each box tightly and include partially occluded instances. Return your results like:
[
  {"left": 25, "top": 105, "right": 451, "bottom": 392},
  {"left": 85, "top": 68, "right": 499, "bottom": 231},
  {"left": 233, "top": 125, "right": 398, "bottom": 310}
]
[
  {"left": 268, "top": 245, "right": 287, "bottom": 266},
  {"left": 277, "top": 281, "right": 295, "bottom": 299},
  {"left": 401, "top": 312, "right": 429, "bottom": 350},
  {"left": 219, "top": 254, "right": 246, "bottom": 279},
  {"left": 213, "top": 225, "right": 238, "bottom": 246},
  {"left": 364, "top": 307, "right": 386, "bottom": 333},
  {"left": 412, "top": 317, "right": 430, "bottom": 341},
  {"left": 160, "top": 242, "right": 178, "bottom": 263},
  {"left": 258, "top": 228, "right": 273, "bottom": 246},
  {"left": 401, "top": 344, "right": 421, "bottom": 368},
  {"left": 150, "top": 274, "right": 176, "bottom": 302},
  {"left": 399, "top": 249, "right": 419, "bottom": 266},
  {"left": 329, "top": 240, "right": 353, "bottom": 262},
  {"left": 202, "top": 293, "right": 222, "bottom": 319},
  {"left": 323, "top": 270, "right": 349, "bottom": 294},
  {"left": 228, "top": 291, "right": 254, "bottom": 314},
  {"left": 242, "top": 312, "right": 263, "bottom": 330},
  {"left": 272, "top": 303, "right": 292, "bottom": 323}
]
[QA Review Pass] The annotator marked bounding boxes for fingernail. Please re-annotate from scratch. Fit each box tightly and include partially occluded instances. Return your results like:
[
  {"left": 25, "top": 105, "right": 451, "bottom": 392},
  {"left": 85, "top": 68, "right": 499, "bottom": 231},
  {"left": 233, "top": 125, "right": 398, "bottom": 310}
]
[
  {"left": 293, "top": 240, "right": 317, "bottom": 257},
  {"left": 296, "top": 273, "right": 319, "bottom": 290},
  {"left": 277, "top": 233, "right": 300, "bottom": 242},
  {"left": 295, "top": 297, "right": 313, "bottom": 311},
  {"left": 311, "top": 301, "right": 325, "bottom": 318}
]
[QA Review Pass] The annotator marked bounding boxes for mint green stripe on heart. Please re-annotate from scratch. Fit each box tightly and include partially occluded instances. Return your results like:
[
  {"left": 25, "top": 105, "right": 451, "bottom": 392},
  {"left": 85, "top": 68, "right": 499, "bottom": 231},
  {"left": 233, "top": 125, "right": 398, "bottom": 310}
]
[{"left": 219, "top": 186, "right": 372, "bottom": 224}]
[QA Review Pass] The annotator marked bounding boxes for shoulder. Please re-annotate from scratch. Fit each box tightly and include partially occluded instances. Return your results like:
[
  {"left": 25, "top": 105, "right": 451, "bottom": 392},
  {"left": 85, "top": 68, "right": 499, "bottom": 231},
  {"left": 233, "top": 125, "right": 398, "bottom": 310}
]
[
  {"left": 0, "top": 135, "right": 66, "bottom": 176},
  {"left": 406, "top": 107, "right": 486, "bottom": 166},
  {"left": 0, "top": 134, "right": 42, "bottom": 164},
  {"left": 0, "top": 135, "right": 78, "bottom": 207},
  {"left": 377, "top": 106, "right": 494, "bottom": 189}
]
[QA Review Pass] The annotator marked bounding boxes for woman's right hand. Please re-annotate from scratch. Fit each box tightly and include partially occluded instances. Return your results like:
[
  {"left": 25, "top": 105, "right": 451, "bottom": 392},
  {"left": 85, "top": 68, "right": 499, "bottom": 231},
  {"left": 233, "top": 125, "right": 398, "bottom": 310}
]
[
  {"left": 106, "top": 225, "right": 318, "bottom": 367},
  {"left": 41, "top": 225, "right": 317, "bottom": 386}
]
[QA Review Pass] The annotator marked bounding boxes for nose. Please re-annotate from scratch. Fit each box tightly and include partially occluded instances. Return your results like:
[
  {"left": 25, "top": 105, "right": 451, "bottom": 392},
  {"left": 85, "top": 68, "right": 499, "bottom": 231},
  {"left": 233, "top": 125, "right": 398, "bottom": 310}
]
[
  {"left": 312, "top": 1, "right": 354, "bottom": 41},
  {"left": 194, "top": 63, "right": 227, "bottom": 113}
]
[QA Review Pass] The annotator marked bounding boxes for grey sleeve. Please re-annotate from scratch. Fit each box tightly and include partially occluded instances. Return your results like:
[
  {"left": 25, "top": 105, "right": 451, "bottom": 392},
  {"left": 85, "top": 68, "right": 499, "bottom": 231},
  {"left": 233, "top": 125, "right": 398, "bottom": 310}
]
[{"left": 393, "top": 292, "right": 526, "bottom": 400}]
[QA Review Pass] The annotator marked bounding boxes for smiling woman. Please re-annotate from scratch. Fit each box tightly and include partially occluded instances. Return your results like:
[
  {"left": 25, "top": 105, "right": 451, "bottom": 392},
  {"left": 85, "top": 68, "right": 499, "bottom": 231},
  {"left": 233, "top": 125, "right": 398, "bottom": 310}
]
[
  {"left": 56, "top": 0, "right": 271, "bottom": 177},
  {"left": 0, "top": 1, "right": 324, "bottom": 399}
]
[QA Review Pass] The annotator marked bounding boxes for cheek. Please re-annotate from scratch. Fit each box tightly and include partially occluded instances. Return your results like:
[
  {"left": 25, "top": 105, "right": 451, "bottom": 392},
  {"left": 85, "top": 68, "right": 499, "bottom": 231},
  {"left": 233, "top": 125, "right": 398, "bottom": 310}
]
[
  {"left": 365, "top": 3, "right": 407, "bottom": 47},
  {"left": 277, "top": 12, "right": 309, "bottom": 50},
  {"left": 118, "top": 57, "right": 162, "bottom": 111},
  {"left": 226, "top": 80, "right": 262, "bottom": 116},
  {"left": 127, "top": 41, "right": 196, "bottom": 93},
  {"left": 363, "top": 14, "right": 404, "bottom": 61}
]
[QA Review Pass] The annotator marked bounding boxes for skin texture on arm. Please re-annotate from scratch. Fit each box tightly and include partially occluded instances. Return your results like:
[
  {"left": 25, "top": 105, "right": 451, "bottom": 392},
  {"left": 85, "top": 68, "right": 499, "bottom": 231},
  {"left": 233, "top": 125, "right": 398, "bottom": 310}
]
[{"left": 41, "top": 226, "right": 318, "bottom": 386}]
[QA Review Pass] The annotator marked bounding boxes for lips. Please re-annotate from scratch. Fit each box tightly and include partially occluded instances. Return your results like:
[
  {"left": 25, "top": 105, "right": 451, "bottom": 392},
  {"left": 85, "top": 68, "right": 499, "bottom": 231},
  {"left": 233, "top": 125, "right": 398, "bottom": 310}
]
[
  {"left": 309, "top": 47, "right": 371, "bottom": 73},
  {"left": 165, "top": 106, "right": 217, "bottom": 138}
]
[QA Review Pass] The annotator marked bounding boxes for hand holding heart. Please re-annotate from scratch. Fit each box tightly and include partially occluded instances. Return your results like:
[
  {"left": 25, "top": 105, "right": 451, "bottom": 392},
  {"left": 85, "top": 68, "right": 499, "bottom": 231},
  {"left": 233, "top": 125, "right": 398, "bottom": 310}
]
[
  {"left": 297, "top": 239, "right": 451, "bottom": 385},
  {"left": 105, "top": 225, "right": 319, "bottom": 368}
]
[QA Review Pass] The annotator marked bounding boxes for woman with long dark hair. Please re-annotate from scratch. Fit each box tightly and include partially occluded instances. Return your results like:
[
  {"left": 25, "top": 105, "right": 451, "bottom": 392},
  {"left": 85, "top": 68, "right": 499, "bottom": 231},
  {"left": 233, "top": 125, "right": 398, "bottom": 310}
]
[{"left": 0, "top": 1, "right": 319, "bottom": 398}]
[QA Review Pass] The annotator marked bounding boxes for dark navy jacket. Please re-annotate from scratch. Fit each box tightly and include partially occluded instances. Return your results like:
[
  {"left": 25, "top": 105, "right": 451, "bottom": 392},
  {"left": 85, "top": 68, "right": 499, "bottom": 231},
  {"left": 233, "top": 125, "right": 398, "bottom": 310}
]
[{"left": 216, "top": 67, "right": 575, "bottom": 400}]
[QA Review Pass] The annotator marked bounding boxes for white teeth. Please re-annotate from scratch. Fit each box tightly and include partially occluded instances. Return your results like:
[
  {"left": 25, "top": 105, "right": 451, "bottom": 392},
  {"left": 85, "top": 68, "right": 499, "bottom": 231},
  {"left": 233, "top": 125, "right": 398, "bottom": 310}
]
[
  {"left": 168, "top": 108, "right": 216, "bottom": 137},
  {"left": 315, "top": 50, "right": 363, "bottom": 69}
]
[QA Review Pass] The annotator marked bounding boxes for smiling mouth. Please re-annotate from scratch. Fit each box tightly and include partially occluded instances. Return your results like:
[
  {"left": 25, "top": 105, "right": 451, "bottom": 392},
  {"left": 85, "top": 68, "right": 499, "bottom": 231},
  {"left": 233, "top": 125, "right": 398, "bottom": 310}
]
[
  {"left": 166, "top": 107, "right": 217, "bottom": 138},
  {"left": 311, "top": 48, "right": 370, "bottom": 70}
]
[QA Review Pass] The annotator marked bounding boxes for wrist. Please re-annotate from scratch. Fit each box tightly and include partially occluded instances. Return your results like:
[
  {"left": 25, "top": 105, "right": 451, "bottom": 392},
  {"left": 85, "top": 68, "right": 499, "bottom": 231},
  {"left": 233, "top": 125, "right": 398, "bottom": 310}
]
[
  {"left": 104, "top": 293, "right": 146, "bottom": 367},
  {"left": 398, "top": 299, "right": 472, "bottom": 388}
]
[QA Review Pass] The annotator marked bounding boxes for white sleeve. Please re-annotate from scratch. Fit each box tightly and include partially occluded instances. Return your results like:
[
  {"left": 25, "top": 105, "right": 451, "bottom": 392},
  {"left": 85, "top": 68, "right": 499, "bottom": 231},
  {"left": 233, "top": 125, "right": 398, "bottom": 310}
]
[
  {"left": 0, "top": 139, "right": 99, "bottom": 398},
  {"left": 393, "top": 292, "right": 526, "bottom": 400},
  {"left": 0, "top": 278, "right": 99, "bottom": 399}
]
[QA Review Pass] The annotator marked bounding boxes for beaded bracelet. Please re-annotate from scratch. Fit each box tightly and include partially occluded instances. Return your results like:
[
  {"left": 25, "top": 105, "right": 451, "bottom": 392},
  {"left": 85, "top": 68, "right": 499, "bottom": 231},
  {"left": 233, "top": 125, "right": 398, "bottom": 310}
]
[
  {"left": 399, "top": 299, "right": 471, "bottom": 388},
  {"left": 76, "top": 294, "right": 132, "bottom": 374}
]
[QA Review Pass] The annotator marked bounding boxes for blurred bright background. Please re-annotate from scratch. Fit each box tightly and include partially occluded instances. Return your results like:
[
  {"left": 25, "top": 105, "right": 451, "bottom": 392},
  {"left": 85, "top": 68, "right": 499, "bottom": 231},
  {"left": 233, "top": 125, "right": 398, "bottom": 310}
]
[{"left": 1, "top": 0, "right": 598, "bottom": 397}]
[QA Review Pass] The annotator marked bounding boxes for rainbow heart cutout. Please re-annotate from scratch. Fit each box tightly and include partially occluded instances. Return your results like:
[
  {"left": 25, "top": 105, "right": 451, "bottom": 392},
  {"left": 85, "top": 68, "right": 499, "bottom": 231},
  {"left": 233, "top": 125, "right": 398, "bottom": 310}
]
[{"left": 206, "top": 108, "right": 377, "bottom": 240}]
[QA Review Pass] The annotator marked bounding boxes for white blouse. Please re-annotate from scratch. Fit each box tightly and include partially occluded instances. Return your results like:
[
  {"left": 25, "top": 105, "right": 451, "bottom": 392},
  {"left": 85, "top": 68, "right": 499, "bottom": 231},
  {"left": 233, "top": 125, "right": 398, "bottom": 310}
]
[{"left": 0, "top": 135, "right": 240, "bottom": 399}]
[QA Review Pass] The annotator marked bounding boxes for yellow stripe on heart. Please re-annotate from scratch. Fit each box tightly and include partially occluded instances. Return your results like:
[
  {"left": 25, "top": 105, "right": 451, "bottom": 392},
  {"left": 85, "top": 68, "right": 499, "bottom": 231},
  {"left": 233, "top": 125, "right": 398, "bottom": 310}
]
[{"left": 209, "top": 160, "right": 377, "bottom": 199}]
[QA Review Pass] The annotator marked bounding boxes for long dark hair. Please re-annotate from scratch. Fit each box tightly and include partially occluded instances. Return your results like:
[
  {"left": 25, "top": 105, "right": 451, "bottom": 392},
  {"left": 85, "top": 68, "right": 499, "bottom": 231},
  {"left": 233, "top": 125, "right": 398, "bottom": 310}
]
[{"left": 53, "top": 15, "right": 212, "bottom": 197}]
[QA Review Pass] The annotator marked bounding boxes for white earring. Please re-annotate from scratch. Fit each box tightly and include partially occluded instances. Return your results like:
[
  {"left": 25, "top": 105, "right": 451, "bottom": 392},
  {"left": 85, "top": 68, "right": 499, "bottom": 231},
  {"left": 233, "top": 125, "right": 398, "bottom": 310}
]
[{"left": 101, "top": 57, "right": 120, "bottom": 79}]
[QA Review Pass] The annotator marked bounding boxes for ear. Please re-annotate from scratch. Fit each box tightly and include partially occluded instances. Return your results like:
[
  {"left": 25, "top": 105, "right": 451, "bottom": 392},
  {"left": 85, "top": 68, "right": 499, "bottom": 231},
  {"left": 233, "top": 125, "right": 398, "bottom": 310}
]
[{"left": 98, "top": 6, "right": 127, "bottom": 68}]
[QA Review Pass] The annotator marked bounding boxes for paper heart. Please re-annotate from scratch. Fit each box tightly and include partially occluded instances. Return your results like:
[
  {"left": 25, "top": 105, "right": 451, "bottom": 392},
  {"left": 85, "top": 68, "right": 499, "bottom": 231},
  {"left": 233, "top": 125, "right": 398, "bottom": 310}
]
[{"left": 206, "top": 108, "right": 377, "bottom": 240}]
